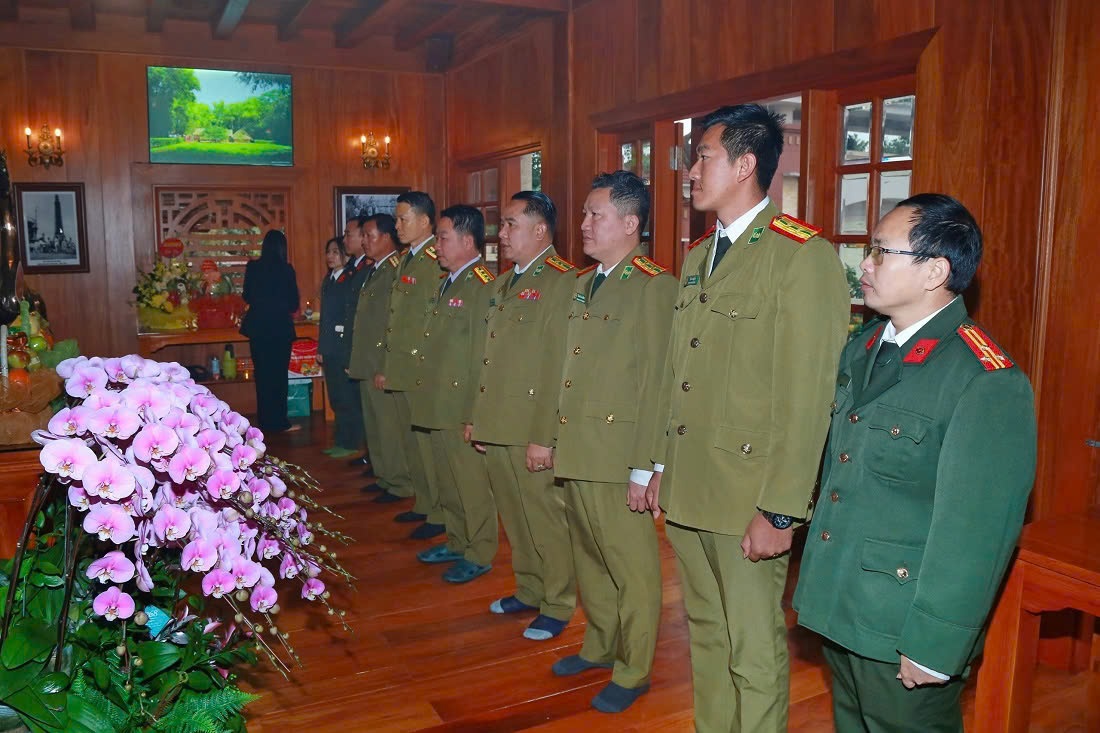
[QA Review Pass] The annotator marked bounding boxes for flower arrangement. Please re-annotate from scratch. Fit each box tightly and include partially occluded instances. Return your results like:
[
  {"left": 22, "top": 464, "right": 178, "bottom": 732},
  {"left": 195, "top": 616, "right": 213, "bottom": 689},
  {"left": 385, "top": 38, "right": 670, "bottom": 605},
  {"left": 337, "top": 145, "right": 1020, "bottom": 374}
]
[
  {"left": 133, "top": 261, "right": 202, "bottom": 332},
  {"left": 0, "top": 355, "right": 354, "bottom": 732}
]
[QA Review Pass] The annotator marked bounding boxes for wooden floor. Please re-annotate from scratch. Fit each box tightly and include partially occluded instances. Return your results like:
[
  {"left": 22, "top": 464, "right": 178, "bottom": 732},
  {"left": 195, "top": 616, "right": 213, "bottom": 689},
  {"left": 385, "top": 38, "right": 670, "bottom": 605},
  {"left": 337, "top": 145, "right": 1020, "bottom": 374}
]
[{"left": 241, "top": 416, "right": 1094, "bottom": 732}]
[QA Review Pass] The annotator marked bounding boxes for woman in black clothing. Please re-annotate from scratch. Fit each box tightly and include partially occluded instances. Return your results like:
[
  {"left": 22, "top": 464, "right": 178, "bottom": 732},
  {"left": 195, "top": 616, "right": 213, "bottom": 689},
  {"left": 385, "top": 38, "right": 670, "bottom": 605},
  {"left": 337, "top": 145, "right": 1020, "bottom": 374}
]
[
  {"left": 241, "top": 229, "right": 300, "bottom": 433},
  {"left": 317, "top": 236, "right": 362, "bottom": 456}
]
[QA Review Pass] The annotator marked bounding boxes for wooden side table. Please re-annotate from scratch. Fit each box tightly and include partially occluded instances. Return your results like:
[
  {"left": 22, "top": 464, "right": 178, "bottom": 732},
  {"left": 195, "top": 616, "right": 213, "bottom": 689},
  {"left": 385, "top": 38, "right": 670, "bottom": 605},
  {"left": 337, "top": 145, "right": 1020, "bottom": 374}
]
[
  {"left": 973, "top": 515, "right": 1100, "bottom": 732},
  {"left": 0, "top": 447, "right": 43, "bottom": 558}
]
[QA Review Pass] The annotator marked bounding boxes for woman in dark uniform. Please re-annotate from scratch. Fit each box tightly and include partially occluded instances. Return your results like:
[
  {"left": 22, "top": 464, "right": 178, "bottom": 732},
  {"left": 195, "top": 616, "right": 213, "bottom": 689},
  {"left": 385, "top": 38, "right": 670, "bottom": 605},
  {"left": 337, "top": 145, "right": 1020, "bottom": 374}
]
[
  {"left": 318, "top": 236, "right": 360, "bottom": 456},
  {"left": 241, "top": 229, "right": 300, "bottom": 433}
]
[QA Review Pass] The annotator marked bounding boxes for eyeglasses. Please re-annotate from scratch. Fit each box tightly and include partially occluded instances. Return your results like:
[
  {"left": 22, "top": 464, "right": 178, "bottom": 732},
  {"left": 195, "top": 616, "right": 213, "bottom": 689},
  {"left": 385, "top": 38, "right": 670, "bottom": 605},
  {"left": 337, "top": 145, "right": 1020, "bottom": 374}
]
[{"left": 863, "top": 245, "right": 924, "bottom": 266}]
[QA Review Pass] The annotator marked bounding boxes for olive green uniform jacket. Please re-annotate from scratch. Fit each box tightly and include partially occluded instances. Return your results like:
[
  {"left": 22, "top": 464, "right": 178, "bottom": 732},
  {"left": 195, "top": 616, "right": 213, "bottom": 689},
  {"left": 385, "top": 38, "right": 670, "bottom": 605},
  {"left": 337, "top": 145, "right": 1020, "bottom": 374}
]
[
  {"left": 793, "top": 298, "right": 1037, "bottom": 676},
  {"left": 555, "top": 246, "right": 678, "bottom": 484},
  {"left": 381, "top": 238, "right": 441, "bottom": 392},
  {"left": 655, "top": 203, "right": 850, "bottom": 532},
  {"left": 347, "top": 252, "right": 402, "bottom": 380},
  {"left": 471, "top": 250, "right": 576, "bottom": 447},
  {"left": 410, "top": 259, "right": 496, "bottom": 430}
]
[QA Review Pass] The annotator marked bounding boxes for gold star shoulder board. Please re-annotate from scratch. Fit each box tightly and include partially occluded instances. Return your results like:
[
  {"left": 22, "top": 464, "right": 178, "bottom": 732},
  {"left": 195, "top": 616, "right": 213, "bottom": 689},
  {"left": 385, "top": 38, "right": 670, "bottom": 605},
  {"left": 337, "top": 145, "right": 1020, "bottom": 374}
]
[
  {"left": 546, "top": 255, "right": 575, "bottom": 272},
  {"left": 473, "top": 265, "right": 496, "bottom": 283},
  {"left": 957, "top": 324, "right": 1014, "bottom": 371},
  {"left": 769, "top": 214, "right": 822, "bottom": 244},
  {"left": 387, "top": 254, "right": 400, "bottom": 268},
  {"left": 425, "top": 245, "right": 438, "bottom": 260},
  {"left": 576, "top": 263, "right": 597, "bottom": 277},
  {"left": 631, "top": 255, "right": 668, "bottom": 276},
  {"left": 688, "top": 225, "right": 716, "bottom": 251}
]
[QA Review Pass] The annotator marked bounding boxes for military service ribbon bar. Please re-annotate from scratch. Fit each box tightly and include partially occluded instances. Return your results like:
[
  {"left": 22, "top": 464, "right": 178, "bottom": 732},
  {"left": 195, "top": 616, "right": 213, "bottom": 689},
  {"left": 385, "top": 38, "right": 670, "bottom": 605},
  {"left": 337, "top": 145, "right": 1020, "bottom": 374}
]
[
  {"left": 473, "top": 265, "right": 496, "bottom": 283},
  {"left": 957, "top": 324, "right": 1014, "bottom": 370},
  {"left": 401, "top": 275, "right": 417, "bottom": 284},
  {"left": 448, "top": 298, "right": 464, "bottom": 308},
  {"left": 631, "top": 256, "right": 667, "bottom": 276},
  {"left": 518, "top": 289, "right": 541, "bottom": 301},
  {"left": 769, "top": 214, "right": 822, "bottom": 244}
]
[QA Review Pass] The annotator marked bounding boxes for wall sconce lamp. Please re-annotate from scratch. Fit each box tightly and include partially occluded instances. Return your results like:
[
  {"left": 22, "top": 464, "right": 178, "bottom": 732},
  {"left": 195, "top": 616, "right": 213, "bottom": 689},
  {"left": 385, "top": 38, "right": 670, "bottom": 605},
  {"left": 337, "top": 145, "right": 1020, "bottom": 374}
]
[
  {"left": 360, "top": 131, "right": 391, "bottom": 170},
  {"left": 24, "top": 125, "right": 65, "bottom": 169}
]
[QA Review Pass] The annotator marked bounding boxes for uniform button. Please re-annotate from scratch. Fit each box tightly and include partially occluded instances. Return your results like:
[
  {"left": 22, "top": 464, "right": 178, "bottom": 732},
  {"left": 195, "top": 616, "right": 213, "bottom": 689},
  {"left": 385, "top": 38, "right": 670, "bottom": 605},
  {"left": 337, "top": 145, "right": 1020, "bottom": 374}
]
[
  {"left": 890, "top": 425, "right": 901, "bottom": 437},
  {"left": 573, "top": 346, "right": 581, "bottom": 355},
  {"left": 483, "top": 358, "right": 490, "bottom": 365},
  {"left": 386, "top": 327, "right": 392, "bottom": 334},
  {"left": 676, "top": 425, "right": 687, "bottom": 435},
  {"left": 518, "top": 315, "right": 524, "bottom": 322},
  {"left": 582, "top": 312, "right": 590, "bottom": 320},
  {"left": 830, "top": 400, "right": 838, "bottom": 411},
  {"left": 564, "top": 380, "right": 572, "bottom": 388},
  {"left": 603, "top": 314, "right": 610, "bottom": 320},
  {"left": 419, "top": 355, "right": 425, "bottom": 361},
  {"left": 528, "top": 388, "right": 535, "bottom": 396},
  {"left": 452, "top": 381, "right": 459, "bottom": 387},
  {"left": 490, "top": 331, "right": 496, "bottom": 338},
  {"left": 690, "top": 338, "right": 701, "bottom": 348},
  {"left": 699, "top": 293, "right": 709, "bottom": 303},
  {"left": 415, "top": 379, "right": 422, "bottom": 386},
  {"left": 375, "top": 341, "right": 383, "bottom": 348},
  {"left": 605, "top": 414, "right": 614, "bottom": 423},
  {"left": 424, "top": 332, "right": 430, "bottom": 338},
  {"left": 848, "top": 414, "right": 859, "bottom": 423},
  {"left": 559, "top": 416, "right": 568, "bottom": 424},
  {"left": 729, "top": 310, "right": 739, "bottom": 318},
  {"left": 740, "top": 443, "right": 752, "bottom": 455},
  {"left": 479, "top": 385, "right": 486, "bottom": 392},
  {"left": 896, "top": 567, "right": 909, "bottom": 580},
  {"left": 820, "top": 531, "right": 831, "bottom": 541},
  {"left": 411, "top": 348, "right": 418, "bottom": 355},
  {"left": 839, "top": 452, "right": 850, "bottom": 463},
  {"left": 681, "top": 381, "right": 691, "bottom": 392},
  {"left": 830, "top": 491, "right": 840, "bottom": 503},
  {"left": 498, "top": 304, "right": 504, "bottom": 311}
]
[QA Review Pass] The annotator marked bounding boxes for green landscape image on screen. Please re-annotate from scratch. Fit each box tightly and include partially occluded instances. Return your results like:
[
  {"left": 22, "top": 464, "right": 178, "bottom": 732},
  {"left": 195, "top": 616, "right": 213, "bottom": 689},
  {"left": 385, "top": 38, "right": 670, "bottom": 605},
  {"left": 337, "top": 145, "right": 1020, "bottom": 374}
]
[{"left": 148, "top": 67, "right": 293, "bottom": 166}]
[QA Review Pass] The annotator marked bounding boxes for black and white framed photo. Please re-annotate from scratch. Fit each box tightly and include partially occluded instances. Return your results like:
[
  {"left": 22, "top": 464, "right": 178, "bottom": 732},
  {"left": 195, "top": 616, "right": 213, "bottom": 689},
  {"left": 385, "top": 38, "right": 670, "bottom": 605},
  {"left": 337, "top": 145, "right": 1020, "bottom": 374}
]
[
  {"left": 14, "top": 182, "right": 89, "bottom": 274},
  {"left": 333, "top": 186, "right": 408, "bottom": 237}
]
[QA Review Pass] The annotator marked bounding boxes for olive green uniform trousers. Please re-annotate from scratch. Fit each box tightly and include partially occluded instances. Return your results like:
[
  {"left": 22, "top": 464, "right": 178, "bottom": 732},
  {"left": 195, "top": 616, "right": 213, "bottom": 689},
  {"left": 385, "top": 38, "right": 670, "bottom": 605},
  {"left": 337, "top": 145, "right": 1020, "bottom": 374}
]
[
  {"left": 430, "top": 428, "right": 497, "bottom": 566},
  {"left": 359, "top": 383, "right": 412, "bottom": 497},
  {"left": 565, "top": 479, "right": 660, "bottom": 689},
  {"left": 392, "top": 391, "right": 442, "bottom": 524}
]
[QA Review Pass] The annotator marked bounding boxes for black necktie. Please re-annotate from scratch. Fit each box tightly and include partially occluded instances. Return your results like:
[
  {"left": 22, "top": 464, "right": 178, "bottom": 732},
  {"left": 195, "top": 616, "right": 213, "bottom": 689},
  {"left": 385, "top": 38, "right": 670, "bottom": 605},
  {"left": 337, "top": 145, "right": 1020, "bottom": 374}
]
[
  {"left": 365, "top": 265, "right": 376, "bottom": 283},
  {"left": 866, "top": 340, "right": 901, "bottom": 395},
  {"left": 590, "top": 272, "right": 607, "bottom": 298},
  {"left": 440, "top": 277, "right": 452, "bottom": 297},
  {"left": 712, "top": 233, "right": 734, "bottom": 271},
  {"left": 404, "top": 250, "right": 415, "bottom": 268},
  {"left": 510, "top": 270, "right": 522, "bottom": 288}
]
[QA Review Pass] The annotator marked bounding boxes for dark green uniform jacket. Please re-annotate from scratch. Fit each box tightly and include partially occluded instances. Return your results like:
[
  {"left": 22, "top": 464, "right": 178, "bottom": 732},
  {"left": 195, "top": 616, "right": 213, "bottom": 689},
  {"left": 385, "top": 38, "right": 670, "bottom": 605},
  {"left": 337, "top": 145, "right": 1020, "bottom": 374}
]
[
  {"left": 381, "top": 238, "right": 442, "bottom": 392},
  {"left": 347, "top": 253, "right": 401, "bottom": 380},
  {"left": 793, "top": 297, "right": 1037, "bottom": 676}
]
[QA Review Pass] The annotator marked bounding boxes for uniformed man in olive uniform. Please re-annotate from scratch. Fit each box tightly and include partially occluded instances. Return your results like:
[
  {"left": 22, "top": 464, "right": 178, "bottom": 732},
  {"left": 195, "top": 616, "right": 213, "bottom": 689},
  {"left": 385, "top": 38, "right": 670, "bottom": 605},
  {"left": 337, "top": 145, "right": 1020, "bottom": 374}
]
[
  {"left": 374, "top": 191, "right": 446, "bottom": 539},
  {"left": 647, "top": 104, "right": 849, "bottom": 732},
  {"left": 468, "top": 191, "right": 577, "bottom": 640},
  {"left": 409, "top": 205, "right": 499, "bottom": 583},
  {"left": 347, "top": 214, "right": 414, "bottom": 501},
  {"left": 551, "top": 171, "right": 677, "bottom": 714},
  {"left": 793, "top": 194, "right": 1037, "bottom": 732}
]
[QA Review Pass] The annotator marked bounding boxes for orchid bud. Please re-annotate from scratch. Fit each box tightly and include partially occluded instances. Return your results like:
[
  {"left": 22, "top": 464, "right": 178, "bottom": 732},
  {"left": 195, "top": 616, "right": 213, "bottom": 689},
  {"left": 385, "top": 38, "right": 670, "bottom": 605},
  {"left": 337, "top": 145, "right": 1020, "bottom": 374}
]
[
  {"left": 270, "top": 604, "right": 280, "bottom": 614},
  {"left": 238, "top": 491, "right": 253, "bottom": 505},
  {"left": 133, "top": 611, "right": 149, "bottom": 626},
  {"left": 115, "top": 644, "right": 127, "bottom": 656},
  {"left": 134, "top": 657, "right": 144, "bottom": 667},
  {"left": 254, "top": 625, "right": 264, "bottom": 634},
  {"left": 269, "top": 626, "right": 278, "bottom": 635},
  {"left": 235, "top": 590, "right": 249, "bottom": 602},
  {"left": 234, "top": 613, "right": 243, "bottom": 623}
]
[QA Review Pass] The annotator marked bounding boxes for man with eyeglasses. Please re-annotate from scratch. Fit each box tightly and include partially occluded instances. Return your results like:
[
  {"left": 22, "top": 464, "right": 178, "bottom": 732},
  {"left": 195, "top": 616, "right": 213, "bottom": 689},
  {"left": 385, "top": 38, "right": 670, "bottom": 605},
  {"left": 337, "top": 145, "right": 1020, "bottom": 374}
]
[{"left": 793, "top": 193, "right": 1037, "bottom": 732}]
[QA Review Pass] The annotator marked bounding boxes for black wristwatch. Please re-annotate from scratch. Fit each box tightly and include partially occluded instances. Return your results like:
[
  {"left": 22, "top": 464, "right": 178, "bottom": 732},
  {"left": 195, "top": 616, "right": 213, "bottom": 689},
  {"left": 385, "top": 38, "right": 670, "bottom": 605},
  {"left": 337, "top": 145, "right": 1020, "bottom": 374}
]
[{"left": 760, "top": 509, "right": 795, "bottom": 530}]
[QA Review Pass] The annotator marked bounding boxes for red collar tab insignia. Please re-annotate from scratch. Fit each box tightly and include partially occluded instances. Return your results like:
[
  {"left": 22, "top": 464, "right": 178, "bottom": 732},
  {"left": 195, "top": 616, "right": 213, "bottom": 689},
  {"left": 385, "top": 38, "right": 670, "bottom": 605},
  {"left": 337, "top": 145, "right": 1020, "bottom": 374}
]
[
  {"left": 518, "top": 288, "right": 542, "bottom": 301},
  {"left": 688, "top": 225, "right": 716, "bottom": 251},
  {"left": 903, "top": 338, "right": 939, "bottom": 364},
  {"left": 632, "top": 255, "right": 667, "bottom": 276},
  {"left": 473, "top": 265, "right": 495, "bottom": 283},
  {"left": 546, "top": 255, "right": 575, "bottom": 272},
  {"left": 769, "top": 214, "right": 822, "bottom": 244},
  {"left": 401, "top": 275, "right": 417, "bottom": 285},
  {"left": 576, "top": 263, "right": 597, "bottom": 277},
  {"left": 865, "top": 325, "right": 884, "bottom": 350},
  {"left": 957, "top": 324, "right": 1014, "bottom": 371},
  {"left": 335, "top": 269, "right": 349, "bottom": 283},
  {"left": 387, "top": 254, "right": 400, "bottom": 268},
  {"left": 447, "top": 298, "right": 463, "bottom": 307},
  {"left": 425, "top": 245, "right": 438, "bottom": 260}
]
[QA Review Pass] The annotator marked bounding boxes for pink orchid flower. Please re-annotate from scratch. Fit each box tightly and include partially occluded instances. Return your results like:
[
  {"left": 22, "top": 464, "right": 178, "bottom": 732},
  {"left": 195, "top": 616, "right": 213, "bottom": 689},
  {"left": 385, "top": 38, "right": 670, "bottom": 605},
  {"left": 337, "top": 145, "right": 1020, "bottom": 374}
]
[
  {"left": 250, "top": 586, "right": 278, "bottom": 613},
  {"left": 189, "top": 508, "right": 221, "bottom": 538},
  {"left": 181, "top": 539, "right": 219, "bottom": 572},
  {"left": 82, "top": 458, "right": 137, "bottom": 501},
  {"left": 86, "top": 551, "right": 136, "bottom": 584},
  {"left": 67, "top": 484, "right": 90, "bottom": 510},
  {"left": 48, "top": 406, "right": 90, "bottom": 437},
  {"left": 266, "top": 475, "right": 286, "bottom": 499},
  {"left": 82, "top": 388, "right": 122, "bottom": 411},
  {"left": 119, "top": 354, "right": 146, "bottom": 379},
  {"left": 100, "top": 357, "right": 129, "bottom": 383},
  {"left": 201, "top": 568, "right": 236, "bottom": 598},
  {"left": 152, "top": 505, "right": 192, "bottom": 542},
  {"left": 168, "top": 446, "right": 211, "bottom": 484},
  {"left": 207, "top": 469, "right": 241, "bottom": 500},
  {"left": 276, "top": 497, "right": 298, "bottom": 520},
  {"left": 247, "top": 477, "right": 271, "bottom": 503},
  {"left": 279, "top": 554, "right": 300, "bottom": 579},
  {"left": 196, "top": 428, "right": 226, "bottom": 453},
  {"left": 256, "top": 536, "right": 281, "bottom": 560},
  {"left": 87, "top": 405, "right": 142, "bottom": 441},
  {"left": 121, "top": 384, "right": 172, "bottom": 421},
  {"left": 40, "top": 438, "right": 97, "bottom": 481},
  {"left": 55, "top": 356, "right": 88, "bottom": 379},
  {"left": 92, "top": 586, "right": 135, "bottom": 621},
  {"left": 132, "top": 424, "right": 180, "bottom": 463},
  {"left": 230, "top": 556, "right": 262, "bottom": 589},
  {"left": 65, "top": 365, "right": 109, "bottom": 398},
  {"left": 296, "top": 522, "right": 314, "bottom": 545},
  {"left": 301, "top": 578, "right": 325, "bottom": 601},
  {"left": 230, "top": 445, "right": 257, "bottom": 470},
  {"left": 83, "top": 504, "right": 136, "bottom": 544},
  {"left": 135, "top": 555, "right": 154, "bottom": 592},
  {"left": 190, "top": 393, "right": 220, "bottom": 418}
]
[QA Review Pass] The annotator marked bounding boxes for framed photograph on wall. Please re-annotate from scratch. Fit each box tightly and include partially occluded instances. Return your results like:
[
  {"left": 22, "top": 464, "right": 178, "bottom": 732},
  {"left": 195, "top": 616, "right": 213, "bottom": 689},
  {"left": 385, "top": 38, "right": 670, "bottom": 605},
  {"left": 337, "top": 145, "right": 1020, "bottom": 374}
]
[
  {"left": 14, "top": 182, "right": 89, "bottom": 274},
  {"left": 333, "top": 186, "right": 408, "bottom": 237}
]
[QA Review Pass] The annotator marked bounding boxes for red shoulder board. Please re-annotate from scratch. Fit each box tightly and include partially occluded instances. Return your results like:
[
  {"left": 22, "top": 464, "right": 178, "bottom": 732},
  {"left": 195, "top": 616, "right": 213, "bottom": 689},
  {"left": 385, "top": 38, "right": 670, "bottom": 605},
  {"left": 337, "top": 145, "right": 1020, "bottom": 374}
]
[
  {"left": 631, "top": 255, "right": 667, "bottom": 276},
  {"left": 545, "top": 255, "right": 575, "bottom": 273},
  {"left": 576, "top": 264, "right": 597, "bottom": 277},
  {"left": 903, "top": 338, "right": 939, "bottom": 364},
  {"left": 473, "top": 264, "right": 496, "bottom": 283},
  {"left": 769, "top": 214, "right": 822, "bottom": 244},
  {"left": 688, "top": 225, "right": 716, "bottom": 251},
  {"left": 957, "top": 324, "right": 1014, "bottom": 371},
  {"left": 865, "top": 325, "right": 884, "bottom": 350},
  {"left": 425, "top": 245, "right": 438, "bottom": 260}
]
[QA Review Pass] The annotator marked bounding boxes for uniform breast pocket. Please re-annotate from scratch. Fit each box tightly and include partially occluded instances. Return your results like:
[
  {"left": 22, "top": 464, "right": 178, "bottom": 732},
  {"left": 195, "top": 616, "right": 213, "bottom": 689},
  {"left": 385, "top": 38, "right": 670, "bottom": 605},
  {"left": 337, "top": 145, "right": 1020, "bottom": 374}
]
[
  {"left": 708, "top": 293, "right": 762, "bottom": 323},
  {"left": 864, "top": 404, "right": 934, "bottom": 483},
  {"left": 855, "top": 537, "right": 923, "bottom": 638}
]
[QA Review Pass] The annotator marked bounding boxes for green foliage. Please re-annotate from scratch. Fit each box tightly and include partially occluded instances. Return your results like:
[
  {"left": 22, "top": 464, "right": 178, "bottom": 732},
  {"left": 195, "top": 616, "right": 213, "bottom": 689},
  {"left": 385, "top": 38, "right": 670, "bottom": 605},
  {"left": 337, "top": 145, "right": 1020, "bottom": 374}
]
[
  {"left": 151, "top": 687, "right": 257, "bottom": 733},
  {"left": 148, "top": 67, "right": 200, "bottom": 138},
  {"left": 149, "top": 142, "right": 292, "bottom": 166}
]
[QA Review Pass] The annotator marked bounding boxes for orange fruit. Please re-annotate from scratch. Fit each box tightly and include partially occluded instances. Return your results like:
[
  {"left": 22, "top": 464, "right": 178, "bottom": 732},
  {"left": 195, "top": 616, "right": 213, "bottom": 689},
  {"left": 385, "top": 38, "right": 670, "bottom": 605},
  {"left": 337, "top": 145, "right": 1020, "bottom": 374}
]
[{"left": 7, "top": 369, "right": 29, "bottom": 386}]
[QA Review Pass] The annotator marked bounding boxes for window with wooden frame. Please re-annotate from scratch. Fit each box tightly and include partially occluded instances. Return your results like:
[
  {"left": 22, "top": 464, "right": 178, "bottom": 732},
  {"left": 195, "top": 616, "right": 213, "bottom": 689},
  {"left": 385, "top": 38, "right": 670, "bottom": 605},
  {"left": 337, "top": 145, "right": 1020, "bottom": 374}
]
[{"left": 461, "top": 148, "right": 541, "bottom": 275}]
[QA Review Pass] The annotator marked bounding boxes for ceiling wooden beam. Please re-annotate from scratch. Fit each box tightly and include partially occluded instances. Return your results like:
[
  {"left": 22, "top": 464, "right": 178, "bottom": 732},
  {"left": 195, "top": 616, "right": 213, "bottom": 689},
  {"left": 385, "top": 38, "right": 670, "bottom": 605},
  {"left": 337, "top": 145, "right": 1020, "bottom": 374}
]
[
  {"left": 69, "top": 0, "right": 95, "bottom": 29},
  {"left": 276, "top": 0, "right": 312, "bottom": 42},
  {"left": 333, "top": 0, "right": 404, "bottom": 49},
  {"left": 454, "top": 0, "right": 568, "bottom": 12},
  {"left": 212, "top": 0, "right": 250, "bottom": 40},
  {"left": 395, "top": 7, "right": 465, "bottom": 52},
  {"left": 146, "top": 0, "right": 170, "bottom": 32}
]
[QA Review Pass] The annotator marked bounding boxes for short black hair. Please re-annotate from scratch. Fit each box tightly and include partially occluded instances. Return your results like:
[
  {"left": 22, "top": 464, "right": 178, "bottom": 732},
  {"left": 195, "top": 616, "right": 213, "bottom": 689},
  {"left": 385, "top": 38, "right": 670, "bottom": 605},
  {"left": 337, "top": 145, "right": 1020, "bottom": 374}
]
[
  {"left": 511, "top": 190, "right": 557, "bottom": 239},
  {"left": 896, "top": 193, "right": 983, "bottom": 293},
  {"left": 368, "top": 213, "right": 398, "bottom": 249},
  {"left": 697, "top": 104, "right": 785, "bottom": 192},
  {"left": 326, "top": 236, "right": 346, "bottom": 257},
  {"left": 259, "top": 229, "right": 288, "bottom": 262},
  {"left": 397, "top": 191, "right": 436, "bottom": 228},
  {"left": 353, "top": 213, "right": 370, "bottom": 230},
  {"left": 591, "top": 170, "right": 650, "bottom": 234},
  {"left": 440, "top": 204, "right": 486, "bottom": 253}
]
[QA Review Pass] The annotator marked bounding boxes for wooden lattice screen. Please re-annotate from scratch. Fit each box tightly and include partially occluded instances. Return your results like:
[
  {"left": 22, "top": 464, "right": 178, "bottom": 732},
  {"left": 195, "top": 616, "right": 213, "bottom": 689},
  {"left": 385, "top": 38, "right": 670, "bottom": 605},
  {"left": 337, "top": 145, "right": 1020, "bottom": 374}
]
[{"left": 154, "top": 187, "right": 290, "bottom": 292}]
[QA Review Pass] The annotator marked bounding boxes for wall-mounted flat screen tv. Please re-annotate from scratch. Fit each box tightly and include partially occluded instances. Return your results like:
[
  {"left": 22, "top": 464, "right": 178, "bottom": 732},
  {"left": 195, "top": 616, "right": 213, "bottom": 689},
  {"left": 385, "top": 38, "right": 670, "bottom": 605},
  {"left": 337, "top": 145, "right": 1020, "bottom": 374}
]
[{"left": 147, "top": 66, "right": 293, "bottom": 166}]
